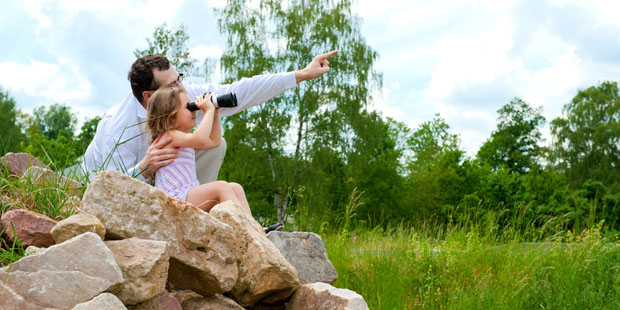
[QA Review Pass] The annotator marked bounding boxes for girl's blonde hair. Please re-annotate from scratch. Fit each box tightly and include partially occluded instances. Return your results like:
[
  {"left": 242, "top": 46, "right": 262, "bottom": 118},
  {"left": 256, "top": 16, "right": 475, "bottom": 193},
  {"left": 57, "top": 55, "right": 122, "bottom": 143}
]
[{"left": 147, "top": 86, "right": 186, "bottom": 143}]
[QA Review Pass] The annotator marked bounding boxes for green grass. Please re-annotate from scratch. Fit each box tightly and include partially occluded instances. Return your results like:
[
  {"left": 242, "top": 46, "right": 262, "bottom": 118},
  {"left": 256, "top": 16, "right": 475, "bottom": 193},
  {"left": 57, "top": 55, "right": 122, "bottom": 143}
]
[{"left": 324, "top": 225, "right": 620, "bottom": 309}]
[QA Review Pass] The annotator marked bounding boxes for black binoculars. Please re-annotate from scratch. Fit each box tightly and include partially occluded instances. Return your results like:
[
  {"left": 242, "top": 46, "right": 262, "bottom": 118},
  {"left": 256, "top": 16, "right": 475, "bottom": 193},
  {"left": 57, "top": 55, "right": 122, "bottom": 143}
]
[{"left": 187, "top": 92, "right": 238, "bottom": 111}]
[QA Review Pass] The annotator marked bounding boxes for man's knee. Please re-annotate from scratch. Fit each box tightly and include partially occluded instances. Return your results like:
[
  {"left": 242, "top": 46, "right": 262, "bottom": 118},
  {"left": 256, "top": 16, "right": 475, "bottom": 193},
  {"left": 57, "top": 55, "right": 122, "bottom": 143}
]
[{"left": 195, "top": 138, "right": 227, "bottom": 184}]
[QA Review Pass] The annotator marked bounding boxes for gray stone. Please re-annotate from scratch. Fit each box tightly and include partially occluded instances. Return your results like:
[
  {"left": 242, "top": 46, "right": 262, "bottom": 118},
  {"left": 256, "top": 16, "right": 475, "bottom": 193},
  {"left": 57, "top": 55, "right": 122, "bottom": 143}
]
[
  {"left": 106, "top": 238, "right": 170, "bottom": 305},
  {"left": 81, "top": 171, "right": 238, "bottom": 296},
  {"left": 286, "top": 282, "right": 368, "bottom": 310},
  {"left": 0, "top": 232, "right": 124, "bottom": 309},
  {"left": 72, "top": 293, "right": 127, "bottom": 310},
  {"left": 23, "top": 166, "right": 83, "bottom": 197},
  {"left": 267, "top": 231, "right": 338, "bottom": 284}
]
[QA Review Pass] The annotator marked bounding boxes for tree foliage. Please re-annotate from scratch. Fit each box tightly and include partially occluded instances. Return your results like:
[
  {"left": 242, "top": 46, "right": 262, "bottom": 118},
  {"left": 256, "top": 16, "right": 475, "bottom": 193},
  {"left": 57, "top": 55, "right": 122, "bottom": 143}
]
[
  {"left": 0, "top": 89, "right": 27, "bottom": 153},
  {"left": 134, "top": 23, "right": 198, "bottom": 75},
  {"left": 32, "top": 103, "right": 77, "bottom": 140},
  {"left": 550, "top": 81, "right": 620, "bottom": 188},
  {"left": 216, "top": 0, "right": 381, "bottom": 222},
  {"left": 478, "top": 98, "right": 546, "bottom": 174}
]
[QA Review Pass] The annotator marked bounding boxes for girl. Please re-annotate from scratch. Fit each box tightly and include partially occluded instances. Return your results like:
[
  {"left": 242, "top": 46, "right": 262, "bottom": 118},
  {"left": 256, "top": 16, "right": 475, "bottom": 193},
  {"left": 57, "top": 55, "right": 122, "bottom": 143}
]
[{"left": 146, "top": 86, "right": 251, "bottom": 214}]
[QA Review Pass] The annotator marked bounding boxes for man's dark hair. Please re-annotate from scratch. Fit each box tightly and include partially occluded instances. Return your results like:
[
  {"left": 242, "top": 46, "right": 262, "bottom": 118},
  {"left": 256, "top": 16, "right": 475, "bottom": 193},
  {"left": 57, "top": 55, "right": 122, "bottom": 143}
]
[{"left": 128, "top": 55, "right": 170, "bottom": 102}]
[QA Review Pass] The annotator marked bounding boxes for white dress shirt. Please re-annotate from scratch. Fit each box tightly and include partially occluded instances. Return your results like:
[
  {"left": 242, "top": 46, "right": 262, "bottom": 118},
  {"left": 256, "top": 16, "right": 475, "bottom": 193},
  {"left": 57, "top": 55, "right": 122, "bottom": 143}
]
[{"left": 82, "top": 72, "right": 297, "bottom": 181}]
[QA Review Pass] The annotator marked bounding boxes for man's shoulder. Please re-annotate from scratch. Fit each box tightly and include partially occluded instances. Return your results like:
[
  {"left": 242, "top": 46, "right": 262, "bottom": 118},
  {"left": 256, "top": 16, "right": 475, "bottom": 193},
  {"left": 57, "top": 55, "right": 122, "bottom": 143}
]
[{"left": 99, "top": 93, "right": 143, "bottom": 136}]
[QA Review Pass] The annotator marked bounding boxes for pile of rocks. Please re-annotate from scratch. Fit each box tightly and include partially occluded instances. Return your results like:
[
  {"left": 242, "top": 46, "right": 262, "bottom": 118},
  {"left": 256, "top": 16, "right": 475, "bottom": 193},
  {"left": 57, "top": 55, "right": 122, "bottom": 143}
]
[{"left": 0, "top": 154, "right": 368, "bottom": 310}]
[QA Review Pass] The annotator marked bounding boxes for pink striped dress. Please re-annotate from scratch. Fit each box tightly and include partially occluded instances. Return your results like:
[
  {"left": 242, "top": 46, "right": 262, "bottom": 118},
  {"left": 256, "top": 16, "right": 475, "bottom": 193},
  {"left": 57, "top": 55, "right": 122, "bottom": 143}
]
[{"left": 154, "top": 147, "right": 200, "bottom": 201}]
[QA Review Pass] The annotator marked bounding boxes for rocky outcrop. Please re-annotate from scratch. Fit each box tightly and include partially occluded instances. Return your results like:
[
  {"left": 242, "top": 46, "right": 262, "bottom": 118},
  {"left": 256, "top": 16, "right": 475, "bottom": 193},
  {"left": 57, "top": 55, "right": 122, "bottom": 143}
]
[
  {"left": 73, "top": 293, "right": 128, "bottom": 310},
  {"left": 1, "top": 208, "right": 57, "bottom": 248},
  {"left": 286, "top": 282, "right": 369, "bottom": 310},
  {"left": 0, "top": 152, "right": 48, "bottom": 176},
  {"left": 0, "top": 232, "right": 124, "bottom": 309},
  {"left": 106, "top": 238, "right": 170, "bottom": 305},
  {"left": 210, "top": 201, "right": 299, "bottom": 307},
  {"left": 80, "top": 171, "right": 238, "bottom": 296},
  {"left": 267, "top": 231, "right": 338, "bottom": 284},
  {"left": 51, "top": 213, "right": 106, "bottom": 243}
]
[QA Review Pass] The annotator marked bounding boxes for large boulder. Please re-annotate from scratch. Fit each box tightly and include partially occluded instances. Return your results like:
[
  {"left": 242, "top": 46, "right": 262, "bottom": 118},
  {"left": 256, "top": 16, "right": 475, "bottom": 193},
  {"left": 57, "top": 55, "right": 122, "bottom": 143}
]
[
  {"left": 0, "top": 152, "right": 48, "bottom": 176},
  {"left": 80, "top": 171, "right": 238, "bottom": 296},
  {"left": 51, "top": 213, "right": 106, "bottom": 244},
  {"left": 0, "top": 281, "right": 58, "bottom": 310},
  {"left": 0, "top": 232, "right": 124, "bottom": 309},
  {"left": 267, "top": 231, "right": 338, "bottom": 284},
  {"left": 210, "top": 201, "right": 299, "bottom": 307},
  {"left": 1, "top": 208, "right": 57, "bottom": 248},
  {"left": 106, "top": 238, "right": 170, "bottom": 305},
  {"left": 286, "top": 282, "right": 368, "bottom": 310},
  {"left": 73, "top": 293, "right": 128, "bottom": 310}
]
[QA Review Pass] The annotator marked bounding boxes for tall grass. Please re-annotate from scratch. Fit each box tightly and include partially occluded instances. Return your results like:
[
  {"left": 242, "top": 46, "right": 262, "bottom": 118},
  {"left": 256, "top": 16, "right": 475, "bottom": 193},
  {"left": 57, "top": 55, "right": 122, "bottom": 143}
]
[{"left": 323, "top": 221, "right": 620, "bottom": 309}]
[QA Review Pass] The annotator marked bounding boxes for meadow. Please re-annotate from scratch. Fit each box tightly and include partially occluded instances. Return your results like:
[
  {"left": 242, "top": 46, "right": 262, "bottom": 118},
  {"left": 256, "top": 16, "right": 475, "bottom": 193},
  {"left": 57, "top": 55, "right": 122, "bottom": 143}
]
[{"left": 324, "top": 223, "right": 620, "bottom": 309}]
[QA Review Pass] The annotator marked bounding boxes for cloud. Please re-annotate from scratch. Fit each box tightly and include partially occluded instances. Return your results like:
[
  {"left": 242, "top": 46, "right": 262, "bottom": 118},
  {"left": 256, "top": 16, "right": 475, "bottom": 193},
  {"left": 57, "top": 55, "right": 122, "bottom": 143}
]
[{"left": 0, "top": 59, "right": 92, "bottom": 103}]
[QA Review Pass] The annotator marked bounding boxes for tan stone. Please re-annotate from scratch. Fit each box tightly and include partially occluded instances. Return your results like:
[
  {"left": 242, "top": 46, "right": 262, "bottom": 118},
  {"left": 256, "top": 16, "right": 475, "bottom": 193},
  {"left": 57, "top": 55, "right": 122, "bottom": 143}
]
[
  {"left": 80, "top": 171, "right": 238, "bottom": 296},
  {"left": 51, "top": 213, "right": 106, "bottom": 243},
  {"left": 182, "top": 294, "right": 245, "bottom": 310},
  {"left": 1, "top": 208, "right": 57, "bottom": 248},
  {"left": 210, "top": 201, "right": 299, "bottom": 307},
  {"left": 0, "top": 232, "right": 124, "bottom": 309},
  {"left": 0, "top": 281, "right": 58, "bottom": 310},
  {"left": 106, "top": 238, "right": 170, "bottom": 305},
  {"left": 128, "top": 290, "right": 182, "bottom": 310},
  {"left": 286, "top": 282, "right": 368, "bottom": 310},
  {"left": 72, "top": 293, "right": 128, "bottom": 310}
]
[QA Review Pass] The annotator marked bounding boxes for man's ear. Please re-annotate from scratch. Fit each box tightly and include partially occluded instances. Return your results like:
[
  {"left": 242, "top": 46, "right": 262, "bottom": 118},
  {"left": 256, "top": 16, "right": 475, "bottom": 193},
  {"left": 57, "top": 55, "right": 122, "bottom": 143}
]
[{"left": 141, "top": 90, "right": 153, "bottom": 106}]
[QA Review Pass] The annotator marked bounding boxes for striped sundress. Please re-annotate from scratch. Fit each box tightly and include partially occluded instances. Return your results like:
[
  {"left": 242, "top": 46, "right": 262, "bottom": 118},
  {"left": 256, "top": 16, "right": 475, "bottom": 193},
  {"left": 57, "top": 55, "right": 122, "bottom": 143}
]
[{"left": 154, "top": 147, "right": 200, "bottom": 201}]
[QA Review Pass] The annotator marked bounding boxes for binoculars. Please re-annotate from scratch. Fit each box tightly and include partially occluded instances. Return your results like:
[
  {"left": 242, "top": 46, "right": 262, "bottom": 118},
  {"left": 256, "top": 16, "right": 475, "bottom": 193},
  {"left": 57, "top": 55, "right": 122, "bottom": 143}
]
[{"left": 187, "top": 92, "right": 238, "bottom": 111}]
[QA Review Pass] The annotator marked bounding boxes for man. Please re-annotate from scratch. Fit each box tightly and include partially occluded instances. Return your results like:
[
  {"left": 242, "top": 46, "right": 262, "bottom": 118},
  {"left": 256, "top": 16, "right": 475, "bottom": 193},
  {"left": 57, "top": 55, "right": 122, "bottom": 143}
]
[{"left": 82, "top": 50, "right": 338, "bottom": 184}]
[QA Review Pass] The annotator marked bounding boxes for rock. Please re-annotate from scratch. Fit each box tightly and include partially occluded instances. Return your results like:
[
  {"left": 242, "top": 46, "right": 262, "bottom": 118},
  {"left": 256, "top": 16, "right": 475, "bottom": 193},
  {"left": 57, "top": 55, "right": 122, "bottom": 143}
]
[
  {"left": 286, "top": 282, "right": 368, "bottom": 310},
  {"left": 81, "top": 171, "right": 238, "bottom": 296},
  {"left": 72, "top": 293, "right": 128, "bottom": 310},
  {"left": 24, "top": 245, "right": 47, "bottom": 256},
  {"left": 0, "top": 152, "right": 48, "bottom": 176},
  {"left": 210, "top": 201, "right": 299, "bottom": 307},
  {"left": 51, "top": 213, "right": 106, "bottom": 244},
  {"left": 0, "top": 232, "right": 124, "bottom": 309},
  {"left": 169, "top": 288, "right": 202, "bottom": 305},
  {"left": 23, "top": 166, "right": 83, "bottom": 197},
  {"left": 181, "top": 294, "right": 245, "bottom": 310},
  {"left": 128, "top": 290, "right": 182, "bottom": 310},
  {"left": 0, "top": 281, "right": 58, "bottom": 310},
  {"left": 105, "top": 238, "right": 170, "bottom": 305},
  {"left": 1, "top": 208, "right": 57, "bottom": 248},
  {"left": 267, "top": 231, "right": 338, "bottom": 284}
]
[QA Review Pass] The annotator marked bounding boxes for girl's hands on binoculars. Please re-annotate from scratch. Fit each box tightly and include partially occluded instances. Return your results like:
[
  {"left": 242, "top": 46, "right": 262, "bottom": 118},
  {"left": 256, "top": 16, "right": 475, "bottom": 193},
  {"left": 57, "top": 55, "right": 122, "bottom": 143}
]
[{"left": 195, "top": 93, "right": 214, "bottom": 112}]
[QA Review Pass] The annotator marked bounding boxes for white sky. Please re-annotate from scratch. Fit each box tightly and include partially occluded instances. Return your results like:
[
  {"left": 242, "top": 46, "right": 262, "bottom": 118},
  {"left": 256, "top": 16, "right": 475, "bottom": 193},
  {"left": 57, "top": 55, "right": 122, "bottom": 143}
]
[{"left": 1, "top": 0, "right": 619, "bottom": 155}]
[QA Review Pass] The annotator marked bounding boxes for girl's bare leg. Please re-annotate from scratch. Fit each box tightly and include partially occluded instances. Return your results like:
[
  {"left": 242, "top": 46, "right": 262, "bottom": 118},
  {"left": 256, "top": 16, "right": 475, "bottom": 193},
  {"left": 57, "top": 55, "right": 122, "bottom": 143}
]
[
  {"left": 186, "top": 181, "right": 239, "bottom": 212},
  {"left": 229, "top": 182, "right": 251, "bottom": 215}
]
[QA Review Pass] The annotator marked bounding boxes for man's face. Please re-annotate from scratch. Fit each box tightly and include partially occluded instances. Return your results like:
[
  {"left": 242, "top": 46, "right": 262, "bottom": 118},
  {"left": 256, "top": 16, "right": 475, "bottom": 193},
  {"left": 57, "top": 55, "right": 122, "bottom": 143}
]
[{"left": 153, "top": 67, "right": 185, "bottom": 90}]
